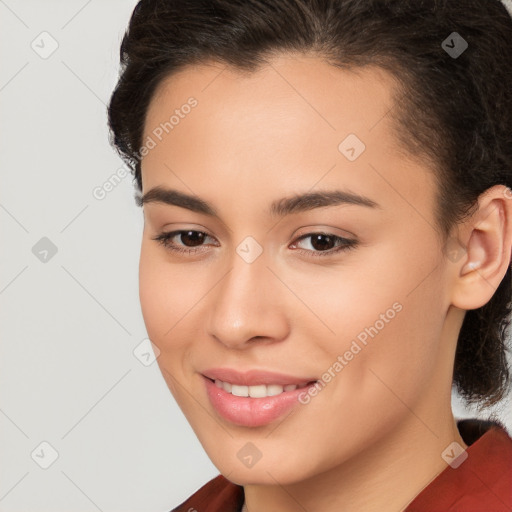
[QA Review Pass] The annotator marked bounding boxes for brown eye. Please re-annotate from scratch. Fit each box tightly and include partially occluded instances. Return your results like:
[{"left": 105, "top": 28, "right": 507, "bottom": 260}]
[
  {"left": 176, "top": 230, "right": 207, "bottom": 247},
  {"left": 291, "top": 232, "right": 358, "bottom": 258},
  {"left": 152, "top": 230, "right": 215, "bottom": 254}
]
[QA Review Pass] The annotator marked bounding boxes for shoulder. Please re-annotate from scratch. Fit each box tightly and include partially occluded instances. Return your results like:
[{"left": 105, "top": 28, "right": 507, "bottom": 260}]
[
  {"left": 170, "top": 474, "right": 244, "bottom": 512},
  {"left": 406, "top": 418, "right": 512, "bottom": 511}
]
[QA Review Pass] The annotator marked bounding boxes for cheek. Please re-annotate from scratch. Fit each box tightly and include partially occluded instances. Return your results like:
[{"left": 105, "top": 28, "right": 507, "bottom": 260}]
[
  {"left": 138, "top": 242, "right": 209, "bottom": 379},
  {"left": 138, "top": 246, "right": 166, "bottom": 338},
  {"left": 139, "top": 247, "right": 194, "bottom": 405},
  {"left": 320, "top": 243, "right": 447, "bottom": 405},
  {"left": 139, "top": 243, "right": 191, "bottom": 338}
]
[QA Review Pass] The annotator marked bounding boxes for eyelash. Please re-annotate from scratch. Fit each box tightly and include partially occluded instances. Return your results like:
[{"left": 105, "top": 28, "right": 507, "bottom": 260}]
[{"left": 151, "top": 230, "right": 358, "bottom": 258}]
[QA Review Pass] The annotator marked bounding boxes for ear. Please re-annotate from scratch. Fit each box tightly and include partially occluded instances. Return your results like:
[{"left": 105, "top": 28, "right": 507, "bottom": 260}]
[{"left": 448, "top": 185, "right": 512, "bottom": 310}]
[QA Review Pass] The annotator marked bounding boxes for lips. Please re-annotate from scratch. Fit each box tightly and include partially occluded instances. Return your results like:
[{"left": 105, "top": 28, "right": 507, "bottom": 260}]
[
  {"left": 203, "top": 376, "right": 319, "bottom": 427},
  {"left": 201, "top": 367, "right": 318, "bottom": 387}
]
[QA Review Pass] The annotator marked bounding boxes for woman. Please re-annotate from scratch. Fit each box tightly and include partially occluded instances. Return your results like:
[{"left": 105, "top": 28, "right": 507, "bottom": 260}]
[{"left": 107, "top": 0, "right": 512, "bottom": 510}]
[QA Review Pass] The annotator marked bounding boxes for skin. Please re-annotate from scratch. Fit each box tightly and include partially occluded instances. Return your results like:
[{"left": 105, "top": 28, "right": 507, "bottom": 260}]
[{"left": 137, "top": 54, "right": 512, "bottom": 512}]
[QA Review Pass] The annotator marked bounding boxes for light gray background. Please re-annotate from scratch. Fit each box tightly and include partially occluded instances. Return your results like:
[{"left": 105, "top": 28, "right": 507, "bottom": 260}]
[{"left": 0, "top": 1, "right": 511, "bottom": 511}]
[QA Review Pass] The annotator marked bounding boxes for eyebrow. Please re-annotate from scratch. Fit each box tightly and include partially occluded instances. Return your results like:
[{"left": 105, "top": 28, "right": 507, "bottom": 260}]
[{"left": 136, "top": 186, "right": 381, "bottom": 217}]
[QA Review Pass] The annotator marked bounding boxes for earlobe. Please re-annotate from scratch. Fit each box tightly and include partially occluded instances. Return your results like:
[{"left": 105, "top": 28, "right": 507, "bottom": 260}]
[{"left": 450, "top": 185, "right": 512, "bottom": 311}]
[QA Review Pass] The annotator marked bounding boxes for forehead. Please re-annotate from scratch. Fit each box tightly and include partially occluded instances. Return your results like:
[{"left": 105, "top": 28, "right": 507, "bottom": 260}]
[
  {"left": 141, "top": 54, "right": 436, "bottom": 224},
  {"left": 144, "top": 54, "right": 400, "bottom": 140}
]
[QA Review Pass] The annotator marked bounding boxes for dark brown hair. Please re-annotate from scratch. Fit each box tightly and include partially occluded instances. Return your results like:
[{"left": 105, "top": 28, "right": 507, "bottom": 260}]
[{"left": 107, "top": 0, "right": 512, "bottom": 408}]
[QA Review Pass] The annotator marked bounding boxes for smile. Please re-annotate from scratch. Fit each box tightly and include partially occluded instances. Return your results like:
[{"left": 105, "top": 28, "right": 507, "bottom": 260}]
[{"left": 212, "top": 378, "right": 312, "bottom": 398}]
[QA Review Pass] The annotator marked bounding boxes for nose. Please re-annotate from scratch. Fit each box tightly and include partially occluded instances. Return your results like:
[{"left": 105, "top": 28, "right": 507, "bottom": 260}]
[{"left": 206, "top": 248, "right": 290, "bottom": 350}]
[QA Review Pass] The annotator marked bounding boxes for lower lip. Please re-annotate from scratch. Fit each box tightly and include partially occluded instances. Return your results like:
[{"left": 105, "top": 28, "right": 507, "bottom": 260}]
[{"left": 204, "top": 376, "right": 317, "bottom": 427}]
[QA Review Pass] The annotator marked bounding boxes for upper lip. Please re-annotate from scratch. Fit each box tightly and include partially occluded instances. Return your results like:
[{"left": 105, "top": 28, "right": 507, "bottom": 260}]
[{"left": 202, "top": 368, "right": 318, "bottom": 387}]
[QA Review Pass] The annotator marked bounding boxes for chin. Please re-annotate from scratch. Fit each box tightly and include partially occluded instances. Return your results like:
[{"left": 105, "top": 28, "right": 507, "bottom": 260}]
[{"left": 223, "top": 466, "right": 307, "bottom": 487}]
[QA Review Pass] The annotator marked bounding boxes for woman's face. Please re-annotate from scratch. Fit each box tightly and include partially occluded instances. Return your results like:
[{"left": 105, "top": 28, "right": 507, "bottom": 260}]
[{"left": 138, "top": 55, "right": 459, "bottom": 484}]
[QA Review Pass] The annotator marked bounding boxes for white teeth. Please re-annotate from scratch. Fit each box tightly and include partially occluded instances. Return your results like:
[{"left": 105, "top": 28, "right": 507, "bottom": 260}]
[
  {"left": 267, "top": 384, "right": 285, "bottom": 396},
  {"left": 231, "top": 384, "right": 249, "bottom": 397},
  {"left": 248, "top": 384, "right": 266, "bottom": 398},
  {"left": 214, "top": 379, "right": 305, "bottom": 397}
]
